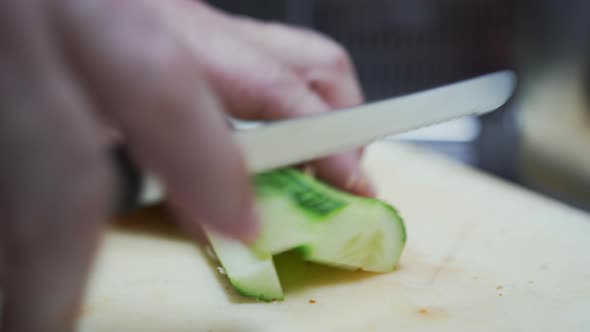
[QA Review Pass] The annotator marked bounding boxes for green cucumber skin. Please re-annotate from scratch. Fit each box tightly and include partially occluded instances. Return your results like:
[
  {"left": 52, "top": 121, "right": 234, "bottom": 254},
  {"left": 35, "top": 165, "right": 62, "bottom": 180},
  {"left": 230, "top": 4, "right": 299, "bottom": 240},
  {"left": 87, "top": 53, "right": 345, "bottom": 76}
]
[
  {"left": 205, "top": 229, "right": 284, "bottom": 302},
  {"left": 255, "top": 168, "right": 407, "bottom": 271},
  {"left": 256, "top": 167, "right": 407, "bottom": 245},
  {"left": 254, "top": 169, "right": 348, "bottom": 219},
  {"left": 210, "top": 167, "right": 407, "bottom": 301},
  {"left": 299, "top": 200, "right": 406, "bottom": 271},
  {"left": 382, "top": 202, "right": 407, "bottom": 244},
  {"left": 257, "top": 168, "right": 406, "bottom": 229},
  {"left": 232, "top": 282, "right": 283, "bottom": 302}
]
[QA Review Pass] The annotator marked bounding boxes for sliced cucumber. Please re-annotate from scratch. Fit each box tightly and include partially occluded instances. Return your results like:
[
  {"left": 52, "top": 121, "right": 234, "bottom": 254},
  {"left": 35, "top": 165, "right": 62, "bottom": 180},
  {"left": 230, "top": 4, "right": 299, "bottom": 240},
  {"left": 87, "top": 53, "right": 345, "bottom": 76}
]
[
  {"left": 206, "top": 229, "right": 283, "bottom": 301},
  {"left": 250, "top": 169, "right": 346, "bottom": 255},
  {"left": 253, "top": 168, "right": 406, "bottom": 272},
  {"left": 300, "top": 200, "right": 405, "bottom": 272},
  {"left": 205, "top": 168, "right": 406, "bottom": 301}
]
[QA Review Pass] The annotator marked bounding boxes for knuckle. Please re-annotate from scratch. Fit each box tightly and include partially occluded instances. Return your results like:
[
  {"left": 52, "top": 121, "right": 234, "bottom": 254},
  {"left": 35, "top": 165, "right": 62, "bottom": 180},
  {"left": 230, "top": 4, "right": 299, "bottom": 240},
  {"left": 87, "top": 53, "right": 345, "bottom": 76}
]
[
  {"left": 255, "top": 65, "right": 300, "bottom": 117},
  {"left": 263, "top": 63, "right": 298, "bottom": 91},
  {"left": 322, "top": 43, "right": 354, "bottom": 74}
]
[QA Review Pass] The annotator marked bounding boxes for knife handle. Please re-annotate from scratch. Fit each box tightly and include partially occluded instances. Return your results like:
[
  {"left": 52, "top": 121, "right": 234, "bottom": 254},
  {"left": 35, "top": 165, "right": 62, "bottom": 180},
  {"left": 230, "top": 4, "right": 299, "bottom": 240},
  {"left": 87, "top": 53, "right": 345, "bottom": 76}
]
[
  {"left": 110, "top": 120, "right": 242, "bottom": 214},
  {"left": 111, "top": 145, "right": 144, "bottom": 215}
]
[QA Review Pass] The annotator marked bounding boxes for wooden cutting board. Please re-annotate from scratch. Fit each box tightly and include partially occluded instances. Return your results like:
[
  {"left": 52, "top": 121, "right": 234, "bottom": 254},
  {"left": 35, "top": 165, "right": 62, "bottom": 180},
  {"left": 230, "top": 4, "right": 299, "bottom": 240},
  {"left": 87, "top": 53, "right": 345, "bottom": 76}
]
[{"left": 78, "top": 141, "right": 590, "bottom": 332}]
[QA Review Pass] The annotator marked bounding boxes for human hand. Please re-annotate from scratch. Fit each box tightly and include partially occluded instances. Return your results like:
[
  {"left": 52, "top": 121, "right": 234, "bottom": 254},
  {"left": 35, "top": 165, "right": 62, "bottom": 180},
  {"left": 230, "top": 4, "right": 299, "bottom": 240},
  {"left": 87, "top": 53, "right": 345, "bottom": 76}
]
[
  {"left": 0, "top": 1, "right": 369, "bottom": 331},
  {"left": 162, "top": 1, "right": 373, "bottom": 197}
]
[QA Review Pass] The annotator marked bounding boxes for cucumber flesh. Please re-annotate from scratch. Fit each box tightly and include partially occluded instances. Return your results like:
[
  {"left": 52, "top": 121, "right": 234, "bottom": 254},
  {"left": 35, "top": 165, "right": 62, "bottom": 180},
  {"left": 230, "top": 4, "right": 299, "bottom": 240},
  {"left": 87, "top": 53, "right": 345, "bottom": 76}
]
[
  {"left": 253, "top": 168, "right": 406, "bottom": 272},
  {"left": 206, "top": 229, "right": 283, "bottom": 301},
  {"left": 205, "top": 168, "right": 406, "bottom": 300},
  {"left": 250, "top": 169, "right": 342, "bottom": 255},
  {"left": 301, "top": 200, "right": 405, "bottom": 272}
]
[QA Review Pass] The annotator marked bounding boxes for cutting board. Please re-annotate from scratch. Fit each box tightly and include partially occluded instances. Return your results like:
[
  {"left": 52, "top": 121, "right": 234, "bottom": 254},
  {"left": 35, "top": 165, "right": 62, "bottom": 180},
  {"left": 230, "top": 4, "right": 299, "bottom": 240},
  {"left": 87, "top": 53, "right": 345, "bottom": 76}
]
[{"left": 78, "top": 141, "right": 590, "bottom": 332}]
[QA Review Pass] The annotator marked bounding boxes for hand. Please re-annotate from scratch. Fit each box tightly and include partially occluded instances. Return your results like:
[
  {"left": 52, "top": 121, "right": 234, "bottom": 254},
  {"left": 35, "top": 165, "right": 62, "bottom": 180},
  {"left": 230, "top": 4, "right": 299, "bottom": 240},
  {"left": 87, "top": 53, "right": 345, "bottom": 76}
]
[
  {"left": 0, "top": 0, "right": 370, "bottom": 331},
  {"left": 162, "top": 1, "right": 372, "bottom": 196}
]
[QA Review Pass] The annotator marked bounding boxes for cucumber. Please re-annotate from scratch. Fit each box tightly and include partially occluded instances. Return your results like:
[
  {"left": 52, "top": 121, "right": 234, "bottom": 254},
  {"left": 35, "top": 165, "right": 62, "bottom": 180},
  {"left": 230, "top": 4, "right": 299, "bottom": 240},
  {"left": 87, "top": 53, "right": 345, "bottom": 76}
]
[
  {"left": 300, "top": 200, "right": 405, "bottom": 272},
  {"left": 253, "top": 168, "right": 406, "bottom": 272},
  {"left": 206, "top": 229, "right": 283, "bottom": 301},
  {"left": 250, "top": 169, "right": 345, "bottom": 255},
  {"left": 205, "top": 168, "right": 406, "bottom": 301}
]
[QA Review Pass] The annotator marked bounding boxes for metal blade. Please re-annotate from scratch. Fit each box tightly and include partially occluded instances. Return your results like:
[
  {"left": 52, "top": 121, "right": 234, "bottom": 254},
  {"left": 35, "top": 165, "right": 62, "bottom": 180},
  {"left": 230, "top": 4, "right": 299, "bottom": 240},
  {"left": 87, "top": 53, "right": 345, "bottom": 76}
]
[
  {"left": 236, "top": 70, "right": 516, "bottom": 173},
  {"left": 136, "top": 70, "right": 516, "bottom": 206}
]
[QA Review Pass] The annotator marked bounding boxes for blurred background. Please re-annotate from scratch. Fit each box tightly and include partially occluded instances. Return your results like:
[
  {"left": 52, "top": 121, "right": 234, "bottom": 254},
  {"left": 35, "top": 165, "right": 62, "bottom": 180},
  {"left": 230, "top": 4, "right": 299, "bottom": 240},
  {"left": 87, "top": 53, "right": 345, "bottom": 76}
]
[{"left": 210, "top": 0, "right": 590, "bottom": 211}]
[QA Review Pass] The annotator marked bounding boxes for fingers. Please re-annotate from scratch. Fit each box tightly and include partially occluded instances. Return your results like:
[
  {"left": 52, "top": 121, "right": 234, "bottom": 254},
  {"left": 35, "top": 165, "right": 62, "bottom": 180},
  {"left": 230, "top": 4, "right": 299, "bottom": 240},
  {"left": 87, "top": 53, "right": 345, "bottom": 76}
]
[
  {"left": 210, "top": 56, "right": 374, "bottom": 196},
  {"left": 211, "top": 57, "right": 332, "bottom": 121},
  {"left": 55, "top": 0, "right": 258, "bottom": 241},
  {"left": 197, "top": 13, "right": 373, "bottom": 195},
  {"left": 0, "top": 49, "right": 114, "bottom": 331},
  {"left": 250, "top": 25, "right": 373, "bottom": 195},
  {"left": 212, "top": 35, "right": 373, "bottom": 195},
  {"left": 227, "top": 18, "right": 365, "bottom": 109},
  {"left": 304, "top": 54, "right": 365, "bottom": 109},
  {"left": 212, "top": 54, "right": 374, "bottom": 195}
]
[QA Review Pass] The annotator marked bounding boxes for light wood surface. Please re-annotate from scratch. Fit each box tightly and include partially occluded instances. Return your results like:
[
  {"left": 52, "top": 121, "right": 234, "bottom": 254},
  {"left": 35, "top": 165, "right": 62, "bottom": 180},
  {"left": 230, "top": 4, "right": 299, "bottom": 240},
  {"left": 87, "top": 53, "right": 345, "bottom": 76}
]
[{"left": 78, "top": 141, "right": 590, "bottom": 332}]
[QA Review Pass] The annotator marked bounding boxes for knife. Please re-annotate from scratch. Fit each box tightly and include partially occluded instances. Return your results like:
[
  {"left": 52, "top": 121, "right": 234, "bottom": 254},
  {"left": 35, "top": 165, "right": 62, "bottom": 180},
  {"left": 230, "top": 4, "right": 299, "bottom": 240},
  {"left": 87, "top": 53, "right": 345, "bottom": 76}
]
[{"left": 113, "top": 70, "right": 516, "bottom": 212}]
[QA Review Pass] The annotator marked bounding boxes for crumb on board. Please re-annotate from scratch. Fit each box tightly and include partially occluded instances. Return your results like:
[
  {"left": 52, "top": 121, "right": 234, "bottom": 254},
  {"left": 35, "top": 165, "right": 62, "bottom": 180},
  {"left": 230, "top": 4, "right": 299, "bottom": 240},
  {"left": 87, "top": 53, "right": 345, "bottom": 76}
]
[
  {"left": 308, "top": 299, "right": 317, "bottom": 304},
  {"left": 415, "top": 307, "right": 450, "bottom": 320},
  {"left": 528, "top": 280, "right": 534, "bottom": 284},
  {"left": 499, "top": 293, "right": 503, "bottom": 297},
  {"left": 496, "top": 285, "right": 504, "bottom": 290}
]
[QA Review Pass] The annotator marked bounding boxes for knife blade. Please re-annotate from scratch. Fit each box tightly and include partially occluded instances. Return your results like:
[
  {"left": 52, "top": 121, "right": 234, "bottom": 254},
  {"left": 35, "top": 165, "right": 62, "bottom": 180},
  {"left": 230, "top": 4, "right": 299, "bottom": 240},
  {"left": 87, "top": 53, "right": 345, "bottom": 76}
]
[
  {"left": 117, "top": 70, "right": 516, "bottom": 209},
  {"left": 237, "top": 70, "right": 516, "bottom": 173}
]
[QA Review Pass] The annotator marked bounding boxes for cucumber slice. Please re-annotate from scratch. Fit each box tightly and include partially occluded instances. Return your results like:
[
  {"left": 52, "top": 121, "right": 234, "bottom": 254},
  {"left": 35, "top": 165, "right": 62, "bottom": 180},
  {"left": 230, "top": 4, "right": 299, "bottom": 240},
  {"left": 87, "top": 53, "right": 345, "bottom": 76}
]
[
  {"left": 205, "top": 168, "right": 406, "bottom": 301},
  {"left": 206, "top": 229, "right": 283, "bottom": 301},
  {"left": 301, "top": 200, "right": 405, "bottom": 272},
  {"left": 250, "top": 169, "right": 346, "bottom": 255},
  {"left": 253, "top": 168, "right": 406, "bottom": 272}
]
